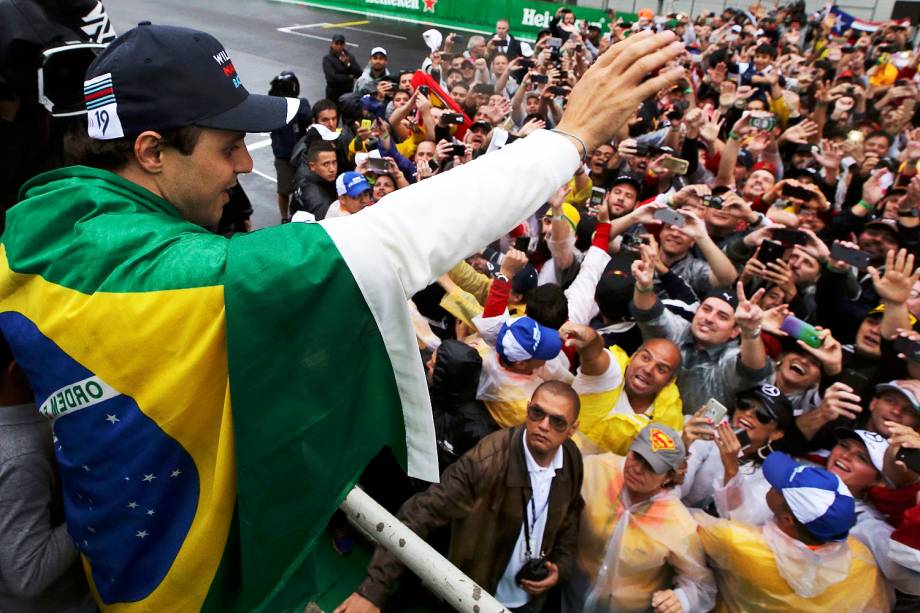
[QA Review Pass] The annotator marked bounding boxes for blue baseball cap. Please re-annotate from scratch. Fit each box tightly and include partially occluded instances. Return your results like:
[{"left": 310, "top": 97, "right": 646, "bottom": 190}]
[
  {"left": 764, "top": 452, "right": 856, "bottom": 542},
  {"left": 84, "top": 23, "right": 300, "bottom": 140},
  {"left": 335, "top": 172, "right": 371, "bottom": 198},
  {"left": 496, "top": 317, "right": 562, "bottom": 363}
]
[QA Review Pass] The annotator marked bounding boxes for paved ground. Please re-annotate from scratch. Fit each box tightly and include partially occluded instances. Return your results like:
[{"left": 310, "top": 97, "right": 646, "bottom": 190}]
[{"left": 105, "top": 0, "right": 436, "bottom": 229}]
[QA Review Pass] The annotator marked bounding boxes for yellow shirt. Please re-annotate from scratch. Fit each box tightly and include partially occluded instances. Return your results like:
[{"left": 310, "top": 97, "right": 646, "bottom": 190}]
[
  {"left": 697, "top": 515, "right": 891, "bottom": 612},
  {"left": 572, "top": 346, "right": 683, "bottom": 456}
]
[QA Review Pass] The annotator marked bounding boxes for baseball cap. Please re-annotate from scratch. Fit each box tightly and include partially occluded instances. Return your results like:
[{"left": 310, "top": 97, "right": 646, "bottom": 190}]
[
  {"left": 335, "top": 172, "right": 371, "bottom": 198},
  {"left": 543, "top": 202, "right": 581, "bottom": 232},
  {"left": 874, "top": 380, "right": 920, "bottom": 412},
  {"left": 595, "top": 256, "right": 636, "bottom": 321},
  {"left": 84, "top": 23, "right": 300, "bottom": 140},
  {"left": 833, "top": 428, "right": 889, "bottom": 473},
  {"left": 511, "top": 264, "right": 539, "bottom": 295},
  {"left": 737, "top": 384, "right": 794, "bottom": 430},
  {"left": 332, "top": 34, "right": 346, "bottom": 43},
  {"left": 866, "top": 304, "right": 917, "bottom": 326},
  {"left": 864, "top": 219, "right": 901, "bottom": 243},
  {"left": 630, "top": 423, "right": 686, "bottom": 474},
  {"left": 496, "top": 317, "right": 562, "bottom": 363},
  {"left": 610, "top": 175, "right": 641, "bottom": 194},
  {"left": 702, "top": 287, "right": 738, "bottom": 310},
  {"left": 370, "top": 46, "right": 388, "bottom": 57},
  {"left": 763, "top": 452, "right": 856, "bottom": 542},
  {"left": 469, "top": 120, "right": 493, "bottom": 132}
]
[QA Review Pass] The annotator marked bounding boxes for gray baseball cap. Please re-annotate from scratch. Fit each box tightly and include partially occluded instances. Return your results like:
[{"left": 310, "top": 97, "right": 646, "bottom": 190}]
[{"left": 630, "top": 423, "right": 686, "bottom": 474}]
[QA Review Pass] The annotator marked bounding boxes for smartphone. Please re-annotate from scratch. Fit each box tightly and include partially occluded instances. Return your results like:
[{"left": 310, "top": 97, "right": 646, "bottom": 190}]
[
  {"left": 830, "top": 243, "right": 871, "bottom": 270},
  {"left": 366, "top": 157, "right": 389, "bottom": 173},
  {"left": 530, "top": 73, "right": 549, "bottom": 84},
  {"left": 418, "top": 85, "right": 429, "bottom": 96},
  {"left": 634, "top": 143, "right": 652, "bottom": 157},
  {"left": 360, "top": 118, "right": 373, "bottom": 130},
  {"left": 654, "top": 208, "right": 685, "bottom": 227},
  {"left": 896, "top": 447, "right": 920, "bottom": 475},
  {"left": 749, "top": 114, "right": 776, "bottom": 131},
  {"left": 895, "top": 78, "right": 910, "bottom": 87},
  {"left": 780, "top": 315, "right": 822, "bottom": 348},
  {"left": 589, "top": 187, "right": 606, "bottom": 207},
  {"left": 734, "top": 428, "right": 752, "bottom": 450},
  {"left": 702, "top": 398, "right": 729, "bottom": 425},
  {"left": 842, "top": 45, "right": 856, "bottom": 53},
  {"left": 442, "top": 112, "right": 465, "bottom": 124},
  {"left": 756, "top": 239, "right": 785, "bottom": 265},
  {"left": 427, "top": 159, "right": 439, "bottom": 172},
  {"left": 847, "top": 130, "right": 864, "bottom": 144},
  {"left": 519, "top": 58, "right": 534, "bottom": 68},
  {"left": 893, "top": 336, "right": 920, "bottom": 361},
  {"left": 514, "top": 236, "right": 531, "bottom": 252},
  {"left": 660, "top": 156, "right": 689, "bottom": 175},
  {"left": 620, "top": 233, "right": 649, "bottom": 250},
  {"left": 546, "top": 37, "right": 563, "bottom": 48},
  {"left": 451, "top": 142, "right": 466, "bottom": 157},
  {"left": 782, "top": 183, "right": 815, "bottom": 202},
  {"left": 548, "top": 85, "right": 569, "bottom": 96},
  {"left": 771, "top": 228, "right": 808, "bottom": 246},
  {"left": 451, "top": 33, "right": 465, "bottom": 45}
]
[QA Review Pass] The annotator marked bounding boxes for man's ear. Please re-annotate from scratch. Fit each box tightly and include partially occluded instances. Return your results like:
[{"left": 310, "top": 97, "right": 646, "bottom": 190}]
[
  {"left": 133, "top": 131, "right": 165, "bottom": 174},
  {"left": 730, "top": 325, "right": 741, "bottom": 341}
]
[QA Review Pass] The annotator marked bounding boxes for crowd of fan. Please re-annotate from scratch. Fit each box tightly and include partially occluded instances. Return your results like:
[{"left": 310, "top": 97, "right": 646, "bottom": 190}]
[{"left": 260, "top": 3, "right": 920, "bottom": 613}]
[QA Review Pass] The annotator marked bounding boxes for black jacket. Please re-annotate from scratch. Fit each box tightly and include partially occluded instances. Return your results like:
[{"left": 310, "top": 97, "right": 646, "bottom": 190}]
[
  {"left": 430, "top": 340, "right": 498, "bottom": 472},
  {"left": 488, "top": 34, "right": 522, "bottom": 60},
  {"left": 290, "top": 169, "right": 336, "bottom": 219},
  {"left": 322, "top": 49, "right": 362, "bottom": 102}
]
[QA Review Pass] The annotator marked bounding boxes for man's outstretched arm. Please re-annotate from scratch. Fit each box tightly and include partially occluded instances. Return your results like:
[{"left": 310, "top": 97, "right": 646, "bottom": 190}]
[{"left": 325, "top": 31, "right": 688, "bottom": 298}]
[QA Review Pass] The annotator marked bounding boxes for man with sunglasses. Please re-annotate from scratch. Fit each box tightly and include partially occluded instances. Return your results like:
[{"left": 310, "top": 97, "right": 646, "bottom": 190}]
[{"left": 336, "top": 381, "right": 584, "bottom": 613}]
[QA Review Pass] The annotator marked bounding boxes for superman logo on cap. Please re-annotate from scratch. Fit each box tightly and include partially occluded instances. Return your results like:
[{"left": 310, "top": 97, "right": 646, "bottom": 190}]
[{"left": 650, "top": 428, "right": 676, "bottom": 452}]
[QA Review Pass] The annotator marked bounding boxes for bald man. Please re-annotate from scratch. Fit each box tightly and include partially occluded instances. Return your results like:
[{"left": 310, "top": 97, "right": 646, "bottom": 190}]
[{"left": 560, "top": 323, "right": 685, "bottom": 455}]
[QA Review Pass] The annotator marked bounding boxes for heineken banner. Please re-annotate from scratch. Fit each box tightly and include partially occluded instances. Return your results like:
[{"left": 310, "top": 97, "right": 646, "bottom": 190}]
[{"left": 278, "top": 0, "right": 637, "bottom": 39}]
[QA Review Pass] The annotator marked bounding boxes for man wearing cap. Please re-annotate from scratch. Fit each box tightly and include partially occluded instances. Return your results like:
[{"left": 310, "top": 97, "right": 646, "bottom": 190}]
[
  {"left": 564, "top": 423, "right": 716, "bottom": 613},
  {"left": 562, "top": 322, "right": 684, "bottom": 456},
  {"left": 0, "top": 23, "right": 689, "bottom": 611},
  {"left": 631, "top": 246, "right": 773, "bottom": 414},
  {"left": 325, "top": 171, "right": 372, "bottom": 219},
  {"left": 476, "top": 316, "right": 570, "bottom": 428},
  {"left": 336, "top": 381, "right": 584, "bottom": 613},
  {"left": 603, "top": 175, "right": 640, "bottom": 219},
  {"left": 697, "top": 452, "right": 890, "bottom": 610},
  {"left": 354, "top": 47, "right": 390, "bottom": 96},
  {"left": 323, "top": 34, "right": 361, "bottom": 104}
]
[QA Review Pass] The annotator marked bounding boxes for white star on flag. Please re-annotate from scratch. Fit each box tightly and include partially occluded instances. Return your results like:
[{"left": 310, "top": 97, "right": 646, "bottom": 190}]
[
  {"left": 127, "top": 501, "right": 138, "bottom": 509},
  {"left": 142, "top": 473, "right": 156, "bottom": 482},
  {"left": 170, "top": 469, "right": 181, "bottom": 477},
  {"left": 136, "top": 530, "right": 148, "bottom": 539},
  {"left": 105, "top": 414, "right": 119, "bottom": 424},
  {"left": 147, "top": 509, "right": 156, "bottom": 516}
]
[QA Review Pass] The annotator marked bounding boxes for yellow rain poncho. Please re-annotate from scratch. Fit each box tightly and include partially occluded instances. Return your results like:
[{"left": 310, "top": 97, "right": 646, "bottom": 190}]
[
  {"left": 696, "top": 513, "right": 890, "bottom": 612},
  {"left": 563, "top": 453, "right": 716, "bottom": 613}
]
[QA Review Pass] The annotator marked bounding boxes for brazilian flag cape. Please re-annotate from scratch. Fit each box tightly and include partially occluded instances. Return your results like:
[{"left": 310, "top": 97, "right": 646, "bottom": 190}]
[{"left": 0, "top": 166, "right": 438, "bottom": 611}]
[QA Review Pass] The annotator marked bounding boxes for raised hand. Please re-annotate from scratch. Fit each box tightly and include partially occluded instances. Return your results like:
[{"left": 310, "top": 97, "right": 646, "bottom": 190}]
[
  {"left": 631, "top": 243, "right": 657, "bottom": 290},
  {"left": 869, "top": 248, "right": 920, "bottom": 305},
  {"left": 734, "top": 280, "right": 766, "bottom": 334},
  {"left": 816, "top": 382, "right": 863, "bottom": 422},
  {"left": 500, "top": 247, "right": 529, "bottom": 278},
  {"left": 555, "top": 30, "right": 686, "bottom": 153},
  {"left": 795, "top": 327, "right": 843, "bottom": 375}
]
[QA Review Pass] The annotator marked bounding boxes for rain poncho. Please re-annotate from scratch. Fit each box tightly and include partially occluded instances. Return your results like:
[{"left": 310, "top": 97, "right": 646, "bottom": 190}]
[
  {"left": 696, "top": 513, "right": 890, "bottom": 612},
  {"left": 564, "top": 453, "right": 715, "bottom": 613},
  {"left": 572, "top": 346, "right": 684, "bottom": 456}
]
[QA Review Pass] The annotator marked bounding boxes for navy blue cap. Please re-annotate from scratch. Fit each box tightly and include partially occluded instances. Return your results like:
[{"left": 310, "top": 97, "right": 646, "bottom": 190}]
[{"left": 84, "top": 23, "right": 299, "bottom": 139}]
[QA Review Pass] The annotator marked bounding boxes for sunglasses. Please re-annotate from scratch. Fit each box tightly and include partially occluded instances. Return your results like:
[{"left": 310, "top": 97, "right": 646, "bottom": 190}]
[
  {"left": 737, "top": 399, "right": 775, "bottom": 424},
  {"left": 527, "top": 404, "right": 570, "bottom": 432}
]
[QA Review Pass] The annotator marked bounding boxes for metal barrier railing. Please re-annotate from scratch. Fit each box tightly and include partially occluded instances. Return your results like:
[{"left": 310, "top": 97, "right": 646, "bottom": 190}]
[{"left": 339, "top": 487, "right": 508, "bottom": 613}]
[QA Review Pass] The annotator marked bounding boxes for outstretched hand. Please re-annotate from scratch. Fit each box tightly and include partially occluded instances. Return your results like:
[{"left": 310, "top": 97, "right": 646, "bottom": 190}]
[{"left": 556, "top": 30, "right": 685, "bottom": 153}]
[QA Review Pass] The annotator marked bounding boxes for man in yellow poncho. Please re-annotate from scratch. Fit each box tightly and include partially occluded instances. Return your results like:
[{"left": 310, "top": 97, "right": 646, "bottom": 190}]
[
  {"left": 560, "top": 323, "right": 683, "bottom": 455},
  {"left": 697, "top": 452, "right": 891, "bottom": 612}
]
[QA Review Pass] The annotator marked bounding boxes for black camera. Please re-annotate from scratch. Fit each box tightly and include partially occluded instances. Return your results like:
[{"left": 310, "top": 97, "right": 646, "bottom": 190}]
[
  {"left": 704, "top": 195, "right": 723, "bottom": 209},
  {"left": 634, "top": 143, "right": 652, "bottom": 156},
  {"left": 621, "top": 233, "right": 650, "bottom": 250},
  {"left": 515, "top": 557, "right": 550, "bottom": 584},
  {"left": 666, "top": 100, "right": 688, "bottom": 121}
]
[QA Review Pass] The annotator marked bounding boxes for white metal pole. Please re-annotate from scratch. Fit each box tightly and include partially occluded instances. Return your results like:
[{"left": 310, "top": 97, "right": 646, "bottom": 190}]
[{"left": 339, "top": 487, "right": 508, "bottom": 613}]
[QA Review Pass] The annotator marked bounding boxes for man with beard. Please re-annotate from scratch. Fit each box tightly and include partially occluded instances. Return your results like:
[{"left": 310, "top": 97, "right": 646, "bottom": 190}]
[{"left": 563, "top": 323, "right": 684, "bottom": 455}]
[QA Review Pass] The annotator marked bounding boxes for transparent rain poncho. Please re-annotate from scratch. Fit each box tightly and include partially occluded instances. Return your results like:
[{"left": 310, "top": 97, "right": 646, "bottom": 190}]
[{"left": 564, "top": 453, "right": 716, "bottom": 613}]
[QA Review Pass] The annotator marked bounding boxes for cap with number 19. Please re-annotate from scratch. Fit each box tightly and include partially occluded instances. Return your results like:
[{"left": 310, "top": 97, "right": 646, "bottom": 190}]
[{"left": 83, "top": 23, "right": 300, "bottom": 140}]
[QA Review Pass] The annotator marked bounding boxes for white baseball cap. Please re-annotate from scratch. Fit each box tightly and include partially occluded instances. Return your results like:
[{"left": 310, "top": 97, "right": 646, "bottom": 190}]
[
  {"left": 370, "top": 46, "right": 387, "bottom": 57},
  {"left": 834, "top": 428, "right": 889, "bottom": 473}
]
